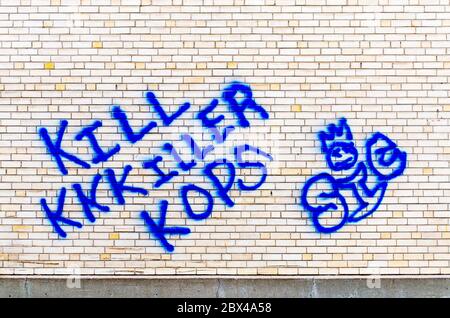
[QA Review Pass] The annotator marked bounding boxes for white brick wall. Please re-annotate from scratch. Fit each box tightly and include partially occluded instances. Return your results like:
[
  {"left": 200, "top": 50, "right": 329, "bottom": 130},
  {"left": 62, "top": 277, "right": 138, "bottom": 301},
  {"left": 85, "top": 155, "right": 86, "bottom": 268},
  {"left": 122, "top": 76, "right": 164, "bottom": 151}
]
[{"left": 0, "top": 0, "right": 449, "bottom": 276}]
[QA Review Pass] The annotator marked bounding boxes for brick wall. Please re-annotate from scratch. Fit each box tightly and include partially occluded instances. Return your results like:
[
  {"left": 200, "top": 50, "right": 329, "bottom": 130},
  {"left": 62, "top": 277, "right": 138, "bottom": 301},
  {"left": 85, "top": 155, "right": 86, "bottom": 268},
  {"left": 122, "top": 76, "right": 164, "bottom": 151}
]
[{"left": 0, "top": 0, "right": 449, "bottom": 276}]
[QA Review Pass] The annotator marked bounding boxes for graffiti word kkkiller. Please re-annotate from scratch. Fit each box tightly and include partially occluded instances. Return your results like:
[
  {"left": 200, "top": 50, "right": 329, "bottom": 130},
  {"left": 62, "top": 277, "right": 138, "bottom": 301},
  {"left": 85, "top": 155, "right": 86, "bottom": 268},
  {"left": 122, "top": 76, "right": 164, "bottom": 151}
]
[{"left": 39, "top": 82, "right": 273, "bottom": 252}]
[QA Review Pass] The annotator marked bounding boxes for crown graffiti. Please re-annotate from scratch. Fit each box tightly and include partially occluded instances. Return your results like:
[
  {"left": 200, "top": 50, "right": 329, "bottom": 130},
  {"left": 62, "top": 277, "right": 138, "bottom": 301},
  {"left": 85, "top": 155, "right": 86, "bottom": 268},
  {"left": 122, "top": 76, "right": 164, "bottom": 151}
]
[{"left": 318, "top": 118, "right": 354, "bottom": 153}]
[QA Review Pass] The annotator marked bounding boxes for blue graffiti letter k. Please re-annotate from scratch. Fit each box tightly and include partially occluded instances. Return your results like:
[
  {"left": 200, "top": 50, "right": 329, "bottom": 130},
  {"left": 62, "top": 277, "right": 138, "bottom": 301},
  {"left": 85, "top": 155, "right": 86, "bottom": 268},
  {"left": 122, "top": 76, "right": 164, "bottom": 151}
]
[
  {"left": 141, "top": 200, "right": 191, "bottom": 253},
  {"left": 40, "top": 187, "right": 83, "bottom": 238},
  {"left": 105, "top": 165, "right": 149, "bottom": 205},
  {"left": 39, "top": 120, "right": 91, "bottom": 175}
]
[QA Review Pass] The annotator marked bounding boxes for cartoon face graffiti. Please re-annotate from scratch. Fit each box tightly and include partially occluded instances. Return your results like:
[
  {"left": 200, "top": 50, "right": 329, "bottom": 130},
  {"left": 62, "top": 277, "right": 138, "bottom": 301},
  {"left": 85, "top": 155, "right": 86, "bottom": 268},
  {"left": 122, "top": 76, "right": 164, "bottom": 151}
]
[
  {"left": 302, "top": 118, "right": 407, "bottom": 234},
  {"left": 326, "top": 141, "right": 358, "bottom": 171},
  {"left": 319, "top": 118, "right": 358, "bottom": 172}
]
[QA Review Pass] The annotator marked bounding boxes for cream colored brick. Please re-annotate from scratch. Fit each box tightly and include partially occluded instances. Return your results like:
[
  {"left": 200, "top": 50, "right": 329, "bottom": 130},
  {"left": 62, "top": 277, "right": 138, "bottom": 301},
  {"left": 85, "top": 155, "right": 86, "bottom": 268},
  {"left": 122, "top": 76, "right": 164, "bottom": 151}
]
[{"left": 0, "top": 1, "right": 447, "bottom": 279}]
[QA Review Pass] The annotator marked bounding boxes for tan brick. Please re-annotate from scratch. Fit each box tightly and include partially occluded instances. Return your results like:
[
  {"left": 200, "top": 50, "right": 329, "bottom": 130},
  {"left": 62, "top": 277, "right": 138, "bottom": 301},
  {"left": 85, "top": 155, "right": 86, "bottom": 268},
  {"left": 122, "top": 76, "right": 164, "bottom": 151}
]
[{"left": 13, "top": 225, "right": 32, "bottom": 232}]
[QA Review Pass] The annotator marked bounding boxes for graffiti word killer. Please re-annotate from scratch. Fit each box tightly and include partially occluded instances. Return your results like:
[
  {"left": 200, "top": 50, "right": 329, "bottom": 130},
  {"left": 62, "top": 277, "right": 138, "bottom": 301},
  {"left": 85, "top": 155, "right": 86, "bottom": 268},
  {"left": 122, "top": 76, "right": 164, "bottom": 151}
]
[{"left": 39, "top": 82, "right": 273, "bottom": 252}]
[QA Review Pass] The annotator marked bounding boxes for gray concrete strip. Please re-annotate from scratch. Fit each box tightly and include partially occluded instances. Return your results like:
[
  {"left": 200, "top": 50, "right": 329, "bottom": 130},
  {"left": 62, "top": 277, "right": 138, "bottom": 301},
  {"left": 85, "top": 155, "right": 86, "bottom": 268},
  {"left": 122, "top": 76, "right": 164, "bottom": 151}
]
[{"left": 0, "top": 278, "right": 448, "bottom": 298}]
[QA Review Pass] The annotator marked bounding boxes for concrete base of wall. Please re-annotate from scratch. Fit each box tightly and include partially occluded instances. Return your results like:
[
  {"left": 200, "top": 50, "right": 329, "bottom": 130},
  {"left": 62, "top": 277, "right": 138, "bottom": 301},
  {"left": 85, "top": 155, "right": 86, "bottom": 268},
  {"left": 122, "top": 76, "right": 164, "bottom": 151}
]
[{"left": 0, "top": 277, "right": 448, "bottom": 298}]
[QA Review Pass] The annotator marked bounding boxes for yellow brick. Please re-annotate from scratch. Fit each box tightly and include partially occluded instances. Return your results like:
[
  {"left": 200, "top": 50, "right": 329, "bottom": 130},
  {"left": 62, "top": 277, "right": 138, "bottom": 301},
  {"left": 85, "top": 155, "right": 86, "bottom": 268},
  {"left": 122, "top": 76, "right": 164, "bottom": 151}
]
[
  {"left": 303, "top": 253, "right": 312, "bottom": 261},
  {"left": 270, "top": 83, "right": 280, "bottom": 90},
  {"left": 381, "top": 233, "right": 391, "bottom": 239},
  {"left": 197, "top": 62, "right": 207, "bottom": 69},
  {"left": 135, "top": 62, "right": 145, "bottom": 69},
  {"left": 86, "top": 84, "right": 96, "bottom": 90},
  {"left": 44, "top": 62, "right": 54, "bottom": 70},
  {"left": 423, "top": 168, "right": 433, "bottom": 175},
  {"left": 55, "top": 84, "right": 66, "bottom": 91},
  {"left": 393, "top": 211, "right": 403, "bottom": 218},
  {"left": 0, "top": 254, "right": 7, "bottom": 260},
  {"left": 227, "top": 61, "right": 238, "bottom": 69},
  {"left": 0, "top": 84, "right": 4, "bottom": 91},
  {"left": 260, "top": 233, "right": 270, "bottom": 239},
  {"left": 444, "top": 105, "right": 450, "bottom": 112},
  {"left": 100, "top": 254, "right": 111, "bottom": 261},
  {"left": 109, "top": 233, "right": 120, "bottom": 240},
  {"left": 43, "top": 21, "right": 53, "bottom": 28},
  {"left": 92, "top": 41, "right": 103, "bottom": 49},
  {"left": 167, "top": 63, "right": 176, "bottom": 69},
  {"left": 381, "top": 20, "right": 391, "bottom": 27},
  {"left": 13, "top": 225, "right": 32, "bottom": 232},
  {"left": 292, "top": 104, "right": 302, "bottom": 112},
  {"left": 51, "top": 0, "right": 60, "bottom": 5},
  {"left": 15, "top": 62, "right": 24, "bottom": 69},
  {"left": 105, "top": 20, "right": 114, "bottom": 27}
]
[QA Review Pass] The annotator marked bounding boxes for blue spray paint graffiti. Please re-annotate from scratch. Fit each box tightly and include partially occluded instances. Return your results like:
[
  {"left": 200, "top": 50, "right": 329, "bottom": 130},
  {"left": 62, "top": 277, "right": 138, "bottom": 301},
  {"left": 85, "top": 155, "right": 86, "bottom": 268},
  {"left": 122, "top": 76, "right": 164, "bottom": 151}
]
[
  {"left": 38, "top": 81, "right": 273, "bottom": 252},
  {"left": 301, "top": 118, "right": 407, "bottom": 234}
]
